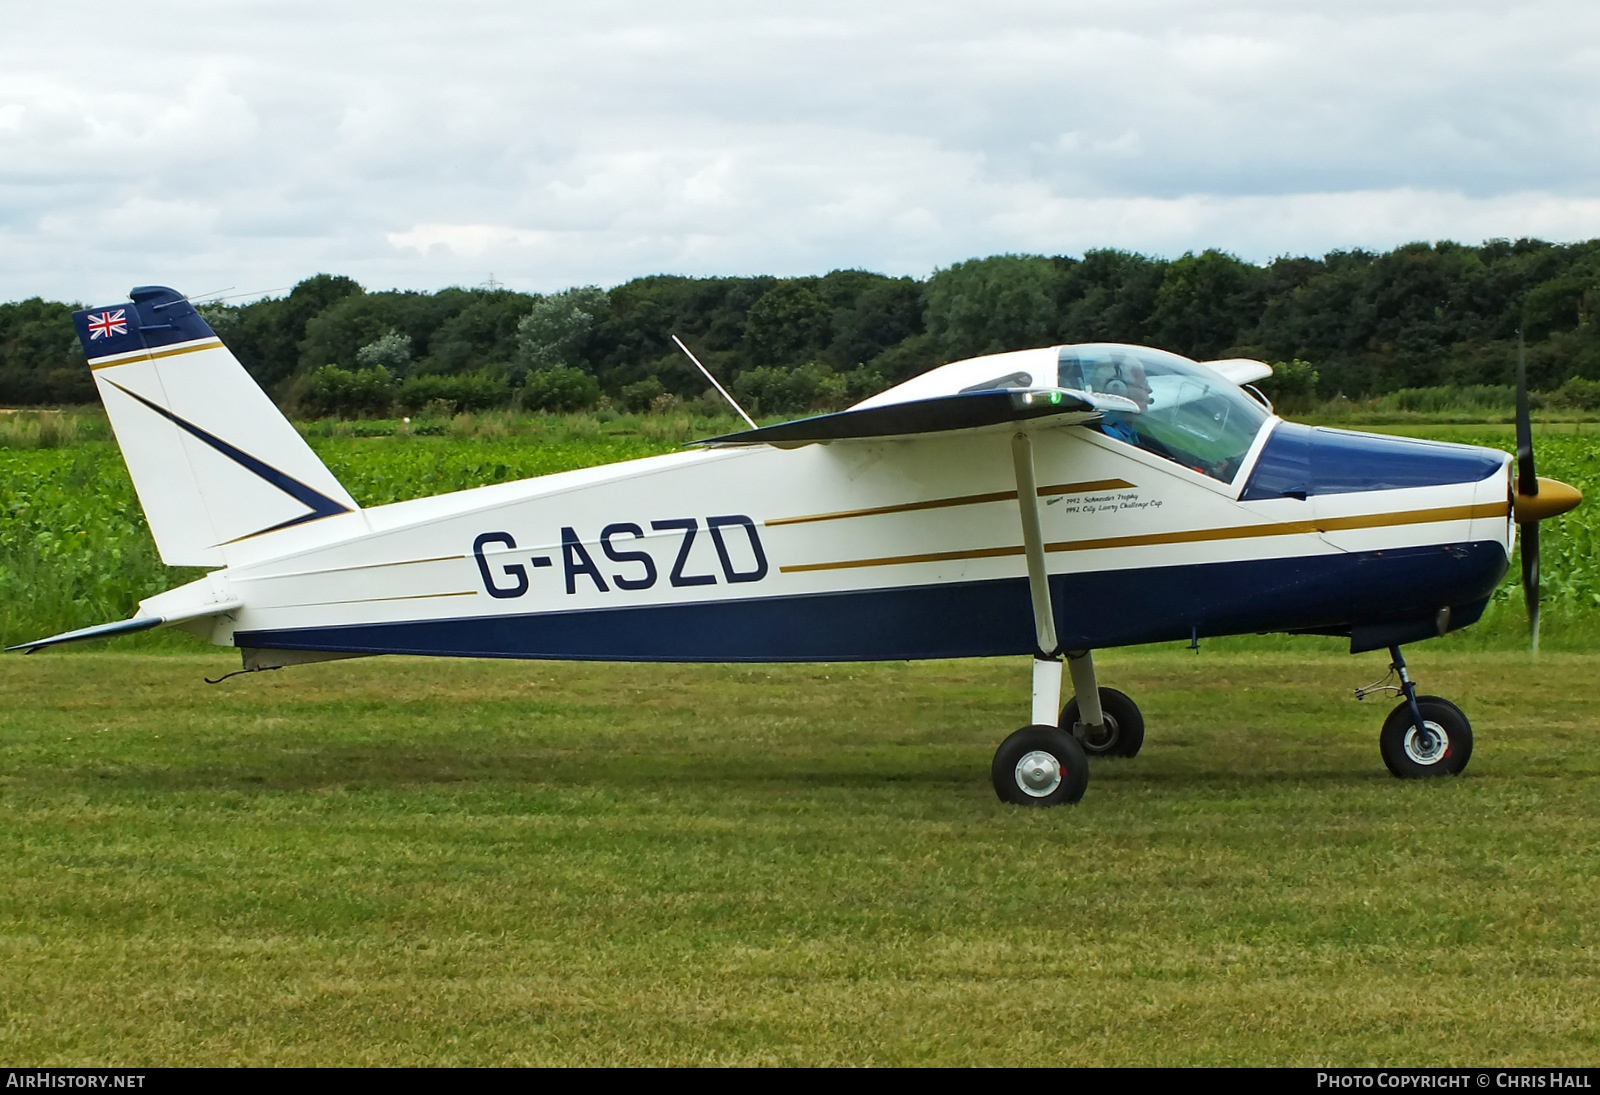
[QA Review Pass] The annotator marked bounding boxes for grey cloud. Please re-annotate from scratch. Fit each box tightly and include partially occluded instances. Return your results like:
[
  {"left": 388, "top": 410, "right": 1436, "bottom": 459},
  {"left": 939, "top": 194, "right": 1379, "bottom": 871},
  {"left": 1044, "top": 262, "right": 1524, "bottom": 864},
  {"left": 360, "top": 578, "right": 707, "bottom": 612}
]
[{"left": 4, "top": 0, "right": 1600, "bottom": 303}]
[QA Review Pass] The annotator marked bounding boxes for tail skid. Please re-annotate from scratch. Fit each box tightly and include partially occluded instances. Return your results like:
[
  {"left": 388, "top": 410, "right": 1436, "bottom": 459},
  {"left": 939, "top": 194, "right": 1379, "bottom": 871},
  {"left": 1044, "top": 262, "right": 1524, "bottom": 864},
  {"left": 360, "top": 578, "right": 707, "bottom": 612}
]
[{"left": 73, "top": 286, "right": 359, "bottom": 567}]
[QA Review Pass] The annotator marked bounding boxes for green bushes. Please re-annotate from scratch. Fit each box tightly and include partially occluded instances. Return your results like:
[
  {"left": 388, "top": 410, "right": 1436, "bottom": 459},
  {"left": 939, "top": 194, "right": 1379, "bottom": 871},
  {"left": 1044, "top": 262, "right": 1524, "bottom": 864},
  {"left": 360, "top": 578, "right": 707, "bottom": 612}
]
[
  {"left": 1259, "top": 358, "right": 1320, "bottom": 412},
  {"left": 1549, "top": 376, "right": 1600, "bottom": 411},
  {"left": 521, "top": 367, "right": 601, "bottom": 412},
  {"left": 301, "top": 365, "right": 396, "bottom": 418},
  {"left": 301, "top": 365, "right": 516, "bottom": 416},
  {"left": 1376, "top": 385, "right": 1521, "bottom": 414},
  {"left": 295, "top": 359, "right": 881, "bottom": 420},
  {"left": 618, "top": 377, "right": 667, "bottom": 413},
  {"left": 396, "top": 371, "right": 510, "bottom": 414},
  {"left": 729, "top": 362, "right": 878, "bottom": 416},
  {"left": 732, "top": 364, "right": 842, "bottom": 416}
]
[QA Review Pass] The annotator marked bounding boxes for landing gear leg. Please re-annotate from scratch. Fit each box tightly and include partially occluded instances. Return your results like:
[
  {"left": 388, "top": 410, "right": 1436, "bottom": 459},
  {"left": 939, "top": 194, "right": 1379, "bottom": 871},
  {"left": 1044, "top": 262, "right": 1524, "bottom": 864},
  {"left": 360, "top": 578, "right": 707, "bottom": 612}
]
[
  {"left": 1372, "top": 645, "right": 1474, "bottom": 779},
  {"left": 992, "top": 432, "right": 1088, "bottom": 806},
  {"left": 1061, "top": 649, "right": 1146, "bottom": 758},
  {"left": 1032, "top": 655, "right": 1064, "bottom": 727},
  {"left": 1392, "top": 645, "right": 1427, "bottom": 738},
  {"left": 1066, "top": 650, "right": 1102, "bottom": 727}
]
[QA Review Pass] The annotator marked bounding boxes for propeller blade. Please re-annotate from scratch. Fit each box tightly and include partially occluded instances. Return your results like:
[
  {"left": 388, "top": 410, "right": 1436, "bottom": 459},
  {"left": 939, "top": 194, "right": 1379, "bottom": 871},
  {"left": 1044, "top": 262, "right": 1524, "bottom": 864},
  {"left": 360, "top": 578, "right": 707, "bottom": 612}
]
[
  {"left": 1515, "top": 331, "right": 1538, "bottom": 498},
  {"left": 1521, "top": 519, "right": 1541, "bottom": 659},
  {"left": 1514, "top": 329, "right": 1541, "bottom": 656}
]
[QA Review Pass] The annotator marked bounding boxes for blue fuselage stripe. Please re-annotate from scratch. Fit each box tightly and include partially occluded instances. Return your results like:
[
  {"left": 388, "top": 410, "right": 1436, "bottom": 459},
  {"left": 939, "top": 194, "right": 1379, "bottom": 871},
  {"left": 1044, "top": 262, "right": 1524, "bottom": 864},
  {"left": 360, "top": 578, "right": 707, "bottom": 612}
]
[{"left": 234, "top": 541, "right": 1509, "bottom": 662}]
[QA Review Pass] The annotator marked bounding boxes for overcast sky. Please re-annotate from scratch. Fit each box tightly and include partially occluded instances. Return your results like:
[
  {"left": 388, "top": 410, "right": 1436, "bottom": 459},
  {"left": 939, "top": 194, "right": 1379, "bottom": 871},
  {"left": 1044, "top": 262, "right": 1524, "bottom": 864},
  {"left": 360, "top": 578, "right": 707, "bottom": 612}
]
[{"left": 5, "top": 0, "right": 1600, "bottom": 304}]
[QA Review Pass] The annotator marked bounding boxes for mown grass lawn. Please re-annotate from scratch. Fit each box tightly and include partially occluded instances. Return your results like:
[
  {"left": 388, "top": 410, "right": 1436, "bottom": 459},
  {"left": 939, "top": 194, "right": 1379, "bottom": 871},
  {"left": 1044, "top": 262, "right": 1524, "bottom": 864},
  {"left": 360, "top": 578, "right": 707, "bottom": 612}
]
[{"left": 2, "top": 646, "right": 1598, "bottom": 1065}]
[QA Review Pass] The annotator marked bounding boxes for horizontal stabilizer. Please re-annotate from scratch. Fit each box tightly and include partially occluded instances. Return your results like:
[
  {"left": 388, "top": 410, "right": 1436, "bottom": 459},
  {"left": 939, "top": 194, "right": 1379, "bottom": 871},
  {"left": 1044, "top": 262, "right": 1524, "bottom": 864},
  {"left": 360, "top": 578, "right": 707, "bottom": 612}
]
[
  {"left": 7, "top": 617, "right": 163, "bottom": 653},
  {"left": 698, "top": 388, "right": 1109, "bottom": 447},
  {"left": 6, "top": 599, "right": 243, "bottom": 653}
]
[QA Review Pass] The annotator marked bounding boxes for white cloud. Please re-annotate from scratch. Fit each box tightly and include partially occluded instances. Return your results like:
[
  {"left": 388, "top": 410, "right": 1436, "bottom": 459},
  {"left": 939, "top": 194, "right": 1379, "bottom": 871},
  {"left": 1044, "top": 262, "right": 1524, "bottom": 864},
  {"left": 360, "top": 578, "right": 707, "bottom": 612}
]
[{"left": 387, "top": 224, "right": 556, "bottom": 256}]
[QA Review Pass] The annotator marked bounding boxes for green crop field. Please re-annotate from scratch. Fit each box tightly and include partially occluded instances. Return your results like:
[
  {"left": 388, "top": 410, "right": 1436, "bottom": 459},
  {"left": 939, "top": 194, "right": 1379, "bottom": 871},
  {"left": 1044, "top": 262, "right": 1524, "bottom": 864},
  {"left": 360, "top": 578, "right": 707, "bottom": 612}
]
[
  {"left": 3, "top": 416, "right": 1596, "bottom": 650},
  {"left": 2, "top": 414, "right": 1598, "bottom": 1065}
]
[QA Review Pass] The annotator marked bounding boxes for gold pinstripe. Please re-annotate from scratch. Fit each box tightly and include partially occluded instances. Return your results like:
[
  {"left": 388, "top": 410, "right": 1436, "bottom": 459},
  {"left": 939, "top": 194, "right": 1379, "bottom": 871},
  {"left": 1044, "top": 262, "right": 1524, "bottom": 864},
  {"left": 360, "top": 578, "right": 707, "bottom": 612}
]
[
  {"left": 777, "top": 501, "right": 1510, "bottom": 574},
  {"left": 266, "top": 590, "right": 478, "bottom": 610},
  {"left": 89, "top": 338, "right": 223, "bottom": 370},
  {"left": 240, "top": 555, "right": 468, "bottom": 581},
  {"left": 765, "top": 478, "right": 1137, "bottom": 527}
]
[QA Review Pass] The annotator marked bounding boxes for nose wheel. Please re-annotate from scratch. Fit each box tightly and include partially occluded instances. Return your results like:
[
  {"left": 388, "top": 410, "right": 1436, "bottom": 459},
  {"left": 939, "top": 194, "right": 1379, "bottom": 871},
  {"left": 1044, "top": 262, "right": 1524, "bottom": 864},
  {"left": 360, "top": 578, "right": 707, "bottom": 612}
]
[
  {"left": 1362, "top": 645, "right": 1474, "bottom": 779},
  {"left": 1380, "top": 695, "right": 1472, "bottom": 778}
]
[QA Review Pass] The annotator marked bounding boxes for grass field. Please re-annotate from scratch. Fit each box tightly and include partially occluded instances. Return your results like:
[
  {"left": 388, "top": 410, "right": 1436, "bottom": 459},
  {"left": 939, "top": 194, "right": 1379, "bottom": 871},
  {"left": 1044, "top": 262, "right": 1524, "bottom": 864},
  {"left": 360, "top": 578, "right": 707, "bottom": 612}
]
[{"left": 3, "top": 647, "right": 1599, "bottom": 1065}]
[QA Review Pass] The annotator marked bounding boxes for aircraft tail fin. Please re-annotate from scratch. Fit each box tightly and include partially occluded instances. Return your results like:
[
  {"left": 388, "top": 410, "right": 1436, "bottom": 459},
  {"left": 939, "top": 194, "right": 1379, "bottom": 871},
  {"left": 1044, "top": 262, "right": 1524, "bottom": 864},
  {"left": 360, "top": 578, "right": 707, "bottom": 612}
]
[{"left": 73, "top": 287, "right": 360, "bottom": 567}]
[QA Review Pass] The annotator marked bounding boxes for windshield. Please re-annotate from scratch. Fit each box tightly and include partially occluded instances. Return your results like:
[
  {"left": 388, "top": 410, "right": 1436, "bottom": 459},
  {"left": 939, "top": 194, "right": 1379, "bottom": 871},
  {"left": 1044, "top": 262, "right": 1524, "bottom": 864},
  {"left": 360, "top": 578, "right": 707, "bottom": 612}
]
[{"left": 1058, "top": 344, "right": 1269, "bottom": 483}]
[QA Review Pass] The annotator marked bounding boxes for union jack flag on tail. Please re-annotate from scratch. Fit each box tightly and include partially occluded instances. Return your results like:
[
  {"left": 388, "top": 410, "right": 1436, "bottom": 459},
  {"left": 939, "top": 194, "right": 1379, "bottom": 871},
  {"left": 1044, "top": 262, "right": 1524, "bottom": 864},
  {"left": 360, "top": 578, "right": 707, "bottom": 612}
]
[{"left": 86, "top": 309, "right": 128, "bottom": 339}]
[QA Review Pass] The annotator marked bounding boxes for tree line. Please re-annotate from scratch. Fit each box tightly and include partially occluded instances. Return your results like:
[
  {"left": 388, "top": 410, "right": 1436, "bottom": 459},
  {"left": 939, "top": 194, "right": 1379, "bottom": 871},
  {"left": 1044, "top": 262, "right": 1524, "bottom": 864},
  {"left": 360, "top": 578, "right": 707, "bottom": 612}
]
[{"left": 4, "top": 238, "right": 1600, "bottom": 416}]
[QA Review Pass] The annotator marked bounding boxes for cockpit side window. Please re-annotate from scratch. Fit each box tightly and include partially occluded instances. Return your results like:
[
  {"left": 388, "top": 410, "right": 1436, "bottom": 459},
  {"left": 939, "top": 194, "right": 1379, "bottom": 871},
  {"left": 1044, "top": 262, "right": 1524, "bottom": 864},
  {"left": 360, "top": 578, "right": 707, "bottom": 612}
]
[{"left": 1059, "top": 345, "right": 1268, "bottom": 484}]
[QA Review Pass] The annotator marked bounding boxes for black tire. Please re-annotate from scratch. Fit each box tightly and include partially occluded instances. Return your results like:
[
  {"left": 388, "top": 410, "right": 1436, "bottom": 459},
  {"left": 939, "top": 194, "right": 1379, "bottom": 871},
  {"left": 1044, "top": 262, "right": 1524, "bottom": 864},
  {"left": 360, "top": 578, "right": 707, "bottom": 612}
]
[
  {"left": 1061, "top": 687, "right": 1145, "bottom": 758},
  {"left": 1380, "top": 695, "right": 1473, "bottom": 778},
  {"left": 992, "top": 725, "right": 1090, "bottom": 806}
]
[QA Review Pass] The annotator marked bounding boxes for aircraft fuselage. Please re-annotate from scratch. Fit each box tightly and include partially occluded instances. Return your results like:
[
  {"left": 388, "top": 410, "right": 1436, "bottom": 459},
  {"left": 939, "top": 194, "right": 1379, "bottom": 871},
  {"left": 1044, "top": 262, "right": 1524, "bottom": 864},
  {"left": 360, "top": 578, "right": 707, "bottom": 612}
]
[{"left": 150, "top": 417, "right": 1512, "bottom": 664}]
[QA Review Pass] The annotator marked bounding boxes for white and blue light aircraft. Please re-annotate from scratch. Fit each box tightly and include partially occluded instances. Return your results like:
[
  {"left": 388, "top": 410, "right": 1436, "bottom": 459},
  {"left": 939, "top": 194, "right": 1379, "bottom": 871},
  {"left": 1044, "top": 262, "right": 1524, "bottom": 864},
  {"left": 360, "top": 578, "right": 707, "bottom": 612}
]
[{"left": 11, "top": 286, "right": 1584, "bottom": 805}]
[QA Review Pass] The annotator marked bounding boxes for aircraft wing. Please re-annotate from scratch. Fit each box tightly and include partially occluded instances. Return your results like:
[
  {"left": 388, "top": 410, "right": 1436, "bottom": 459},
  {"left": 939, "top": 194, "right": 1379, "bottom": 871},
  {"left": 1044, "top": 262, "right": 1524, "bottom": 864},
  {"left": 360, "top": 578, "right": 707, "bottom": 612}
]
[{"left": 698, "top": 388, "right": 1131, "bottom": 447}]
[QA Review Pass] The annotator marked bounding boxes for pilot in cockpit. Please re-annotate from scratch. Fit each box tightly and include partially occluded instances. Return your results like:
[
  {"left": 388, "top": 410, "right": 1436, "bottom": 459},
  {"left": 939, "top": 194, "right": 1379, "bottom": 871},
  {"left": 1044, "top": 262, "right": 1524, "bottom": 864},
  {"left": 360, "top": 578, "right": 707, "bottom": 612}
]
[
  {"left": 1056, "top": 343, "right": 1268, "bottom": 482},
  {"left": 1095, "top": 358, "right": 1154, "bottom": 445}
]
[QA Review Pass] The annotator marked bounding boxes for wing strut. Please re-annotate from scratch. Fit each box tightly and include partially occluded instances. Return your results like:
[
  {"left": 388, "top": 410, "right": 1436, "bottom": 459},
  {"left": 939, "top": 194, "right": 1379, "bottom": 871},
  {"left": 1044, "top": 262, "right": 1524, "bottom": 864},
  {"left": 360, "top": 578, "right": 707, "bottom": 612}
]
[
  {"left": 1010, "top": 432, "right": 1058, "bottom": 656},
  {"left": 1010, "top": 431, "right": 1067, "bottom": 727}
]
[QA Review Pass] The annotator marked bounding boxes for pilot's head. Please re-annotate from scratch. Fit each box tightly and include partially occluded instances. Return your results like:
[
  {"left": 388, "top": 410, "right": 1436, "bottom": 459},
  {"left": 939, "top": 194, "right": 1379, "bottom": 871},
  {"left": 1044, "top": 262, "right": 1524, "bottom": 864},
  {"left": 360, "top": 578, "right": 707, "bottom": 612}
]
[{"left": 1105, "top": 360, "right": 1153, "bottom": 412}]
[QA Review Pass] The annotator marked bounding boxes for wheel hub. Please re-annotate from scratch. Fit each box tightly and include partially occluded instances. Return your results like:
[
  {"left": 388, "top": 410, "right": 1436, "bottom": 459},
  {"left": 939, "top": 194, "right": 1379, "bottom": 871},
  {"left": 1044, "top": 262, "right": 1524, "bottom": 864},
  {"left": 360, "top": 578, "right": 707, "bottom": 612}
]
[
  {"left": 1076, "top": 714, "right": 1119, "bottom": 752},
  {"left": 1404, "top": 721, "right": 1450, "bottom": 765},
  {"left": 1014, "top": 750, "right": 1063, "bottom": 797}
]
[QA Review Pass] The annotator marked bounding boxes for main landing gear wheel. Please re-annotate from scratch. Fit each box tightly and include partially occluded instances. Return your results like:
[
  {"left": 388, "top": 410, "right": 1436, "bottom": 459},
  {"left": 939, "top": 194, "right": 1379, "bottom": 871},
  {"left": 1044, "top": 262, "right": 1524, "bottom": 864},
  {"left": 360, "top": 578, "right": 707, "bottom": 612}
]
[
  {"left": 1380, "top": 695, "right": 1473, "bottom": 779},
  {"left": 1061, "top": 687, "right": 1145, "bottom": 758},
  {"left": 992, "top": 725, "right": 1090, "bottom": 806}
]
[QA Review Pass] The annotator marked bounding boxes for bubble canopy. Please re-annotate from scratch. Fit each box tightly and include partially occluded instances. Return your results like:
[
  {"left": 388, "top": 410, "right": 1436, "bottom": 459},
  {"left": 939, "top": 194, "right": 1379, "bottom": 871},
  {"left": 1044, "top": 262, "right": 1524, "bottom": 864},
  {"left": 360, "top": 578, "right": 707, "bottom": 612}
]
[
  {"left": 1059, "top": 344, "right": 1270, "bottom": 483},
  {"left": 855, "top": 343, "right": 1271, "bottom": 484}
]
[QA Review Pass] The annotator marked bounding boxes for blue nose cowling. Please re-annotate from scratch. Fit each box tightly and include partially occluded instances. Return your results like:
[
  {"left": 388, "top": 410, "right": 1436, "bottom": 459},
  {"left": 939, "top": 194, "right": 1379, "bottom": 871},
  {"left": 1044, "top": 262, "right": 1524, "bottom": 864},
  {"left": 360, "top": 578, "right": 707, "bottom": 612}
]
[{"left": 1240, "top": 421, "right": 1505, "bottom": 502}]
